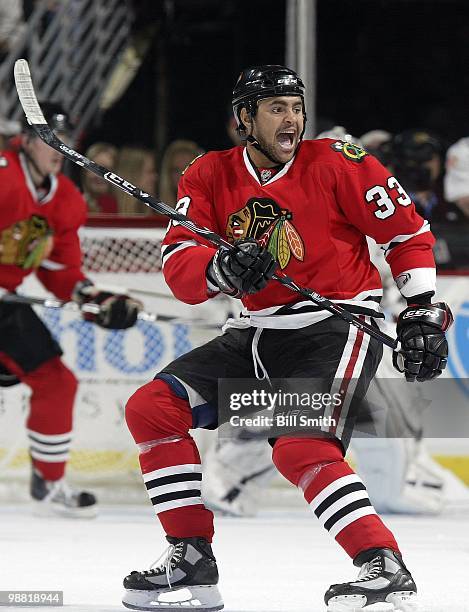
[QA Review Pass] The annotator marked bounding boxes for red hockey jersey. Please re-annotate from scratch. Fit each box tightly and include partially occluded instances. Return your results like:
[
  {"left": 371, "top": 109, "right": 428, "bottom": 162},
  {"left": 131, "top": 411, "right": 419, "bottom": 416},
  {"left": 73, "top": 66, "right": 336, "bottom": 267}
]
[
  {"left": 0, "top": 150, "right": 87, "bottom": 300},
  {"left": 162, "top": 140, "right": 435, "bottom": 319}
]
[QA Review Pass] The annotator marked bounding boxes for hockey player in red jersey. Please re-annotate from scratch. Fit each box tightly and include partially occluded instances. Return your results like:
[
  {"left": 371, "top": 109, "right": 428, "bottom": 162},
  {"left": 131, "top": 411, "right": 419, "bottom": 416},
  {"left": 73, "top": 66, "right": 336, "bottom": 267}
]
[
  {"left": 0, "top": 103, "right": 142, "bottom": 518},
  {"left": 122, "top": 67, "right": 451, "bottom": 611}
]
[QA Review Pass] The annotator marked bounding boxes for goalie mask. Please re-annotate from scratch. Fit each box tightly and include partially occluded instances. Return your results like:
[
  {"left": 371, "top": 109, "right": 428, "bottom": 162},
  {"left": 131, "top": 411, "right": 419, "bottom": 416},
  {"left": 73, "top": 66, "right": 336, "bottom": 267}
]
[{"left": 232, "top": 65, "right": 307, "bottom": 154}]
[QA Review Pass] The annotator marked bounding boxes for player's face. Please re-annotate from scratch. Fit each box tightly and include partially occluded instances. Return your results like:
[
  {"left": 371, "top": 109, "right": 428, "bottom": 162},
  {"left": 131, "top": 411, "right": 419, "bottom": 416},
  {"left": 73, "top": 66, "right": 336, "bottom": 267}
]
[
  {"left": 252, "top": 96, "right": 304, "bottom": 164},
  {"left": 23, "top": 134, "right": 65, "bottom": 178}
]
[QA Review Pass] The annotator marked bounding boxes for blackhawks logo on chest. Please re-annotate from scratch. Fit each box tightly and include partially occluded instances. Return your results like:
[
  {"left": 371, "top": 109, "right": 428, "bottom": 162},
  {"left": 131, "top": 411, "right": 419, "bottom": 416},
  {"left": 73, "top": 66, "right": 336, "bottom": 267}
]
[{"left": 225, "top": 197, "right": 304, "bottom": 269}]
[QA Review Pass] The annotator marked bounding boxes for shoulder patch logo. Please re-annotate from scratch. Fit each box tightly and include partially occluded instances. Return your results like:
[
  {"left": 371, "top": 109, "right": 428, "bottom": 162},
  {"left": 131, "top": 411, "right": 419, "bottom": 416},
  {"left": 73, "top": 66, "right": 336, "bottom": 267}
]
[
  {"left": 330, "top": 140, "right": 368, "bottom": 163},
  {"left": 0, "top": 156, "right": 8, "bottom": 168}
]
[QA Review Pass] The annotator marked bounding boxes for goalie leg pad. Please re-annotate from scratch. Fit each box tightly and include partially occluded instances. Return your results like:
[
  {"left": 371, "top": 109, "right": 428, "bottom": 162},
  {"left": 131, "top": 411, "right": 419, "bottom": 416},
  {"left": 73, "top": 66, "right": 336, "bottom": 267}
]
[{"left": 202, "top": 436, "right": 276, "bottom": 516}]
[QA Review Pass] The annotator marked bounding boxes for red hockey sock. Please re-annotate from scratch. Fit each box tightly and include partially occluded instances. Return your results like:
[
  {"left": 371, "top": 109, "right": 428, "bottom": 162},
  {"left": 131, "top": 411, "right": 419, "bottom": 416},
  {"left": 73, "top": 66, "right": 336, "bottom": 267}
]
[
  {"left": 273, "top": 436, "right": 399, "bottom": 560},
  {"left": 1, "top": 356, "right": 77, "bottom": 482},
  {"left": 126, "top": 379, "right": 214, "bottom": 542}
]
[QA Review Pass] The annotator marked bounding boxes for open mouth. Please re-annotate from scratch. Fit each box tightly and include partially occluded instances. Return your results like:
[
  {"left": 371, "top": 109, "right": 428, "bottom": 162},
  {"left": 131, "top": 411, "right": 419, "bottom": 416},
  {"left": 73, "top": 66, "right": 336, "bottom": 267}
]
[{"left": 276, "top": 131, "right": 296, "bottom": 152}]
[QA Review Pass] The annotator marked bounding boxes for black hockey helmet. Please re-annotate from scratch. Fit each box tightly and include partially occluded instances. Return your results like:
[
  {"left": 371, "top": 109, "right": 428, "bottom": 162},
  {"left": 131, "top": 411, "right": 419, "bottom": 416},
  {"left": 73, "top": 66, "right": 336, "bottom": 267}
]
[
  {"left": 22, "top": 101, "right": 73, "bottom": 137},
  {"left": 392, "top": 129, "right": 442, "bottom": 164},
  {"left": 232, "top": 65, "right": 306, "bottom": 133},
  {"left": 392, "top": 130, "right": 443, "bottom": 192}
]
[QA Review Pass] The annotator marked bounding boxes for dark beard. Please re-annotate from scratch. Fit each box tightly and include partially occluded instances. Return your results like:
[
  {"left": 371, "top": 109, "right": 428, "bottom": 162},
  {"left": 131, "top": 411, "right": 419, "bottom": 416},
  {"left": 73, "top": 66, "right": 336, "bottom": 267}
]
[{"left": 251, "top": 132, "right": 287, "bottom": 165}]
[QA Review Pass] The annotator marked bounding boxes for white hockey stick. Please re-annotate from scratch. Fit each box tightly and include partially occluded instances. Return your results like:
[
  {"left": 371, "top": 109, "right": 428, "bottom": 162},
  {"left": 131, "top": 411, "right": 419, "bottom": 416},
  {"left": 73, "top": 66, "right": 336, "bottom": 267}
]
[
  {"left": 0, "top": 291, "right": 220, "bottom": 329},
  {"left": 91, "top": 283, "right": 176, "bottom": 301},
  {"left": 13, "top": 58, "right": 399, "bottom": 350}
]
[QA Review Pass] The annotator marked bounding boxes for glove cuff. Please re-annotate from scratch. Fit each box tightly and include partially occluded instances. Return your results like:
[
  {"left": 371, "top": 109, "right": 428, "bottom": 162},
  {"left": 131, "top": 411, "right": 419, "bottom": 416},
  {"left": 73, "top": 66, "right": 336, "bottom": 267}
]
[
  {"left": 405, "top": 291, "right": 434, "bottom": 306},
  {"left": 207, "top": 251, "right": 242, "bottom": 297},
  {"left": 397, "top": 302, "right": 453, "bottom": 333},
  {"left": 72, "top": 279, "right": 96, "bottom": 304}
]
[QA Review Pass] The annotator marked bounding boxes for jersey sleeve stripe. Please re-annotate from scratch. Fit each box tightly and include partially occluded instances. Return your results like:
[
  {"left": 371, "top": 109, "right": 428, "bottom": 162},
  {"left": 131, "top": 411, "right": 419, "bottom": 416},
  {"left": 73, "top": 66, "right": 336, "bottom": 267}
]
[
  {"left": 40, "top": 259, "right": 67, "bottom": 271},
  {"left": 381, "top": 220, "right": 431, "bottom": 257},
  {"left": 161, "top": 240, "right": 200, "bottom": 267}
]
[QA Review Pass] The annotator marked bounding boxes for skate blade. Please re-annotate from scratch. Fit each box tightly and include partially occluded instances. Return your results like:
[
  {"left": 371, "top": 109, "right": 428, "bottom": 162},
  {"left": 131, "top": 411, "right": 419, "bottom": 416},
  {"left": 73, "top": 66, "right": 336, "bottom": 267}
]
[
  {"left": 327, "top": 591, "right": 418, "bottom": 611},
  {"left": 32, "top": 500, "right": 98, "bottom": 519},
  {"left": 122, "top": 585, "right": 224, "bottom": 611},
  {"left": 386, "top": 591, "right": 418, "bottom": 611}
]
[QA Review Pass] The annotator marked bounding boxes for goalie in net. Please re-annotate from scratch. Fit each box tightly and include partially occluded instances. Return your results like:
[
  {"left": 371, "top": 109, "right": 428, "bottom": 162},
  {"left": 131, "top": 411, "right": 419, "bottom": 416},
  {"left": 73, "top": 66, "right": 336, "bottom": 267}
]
[{"left": 0, "top": 102, "right": 143, "bottom": 518}]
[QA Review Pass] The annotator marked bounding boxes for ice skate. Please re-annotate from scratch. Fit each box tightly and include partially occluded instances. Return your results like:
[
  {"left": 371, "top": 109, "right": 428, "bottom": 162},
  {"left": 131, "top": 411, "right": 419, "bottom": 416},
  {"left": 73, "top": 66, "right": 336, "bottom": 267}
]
[
  {"left": 325, "top": 548, "right": 417, "bottom": 611},
  {"left": 31, "top": 470, "right": 97, "bottom": 518},
  {"left": 122, "top": 535, "right": 224, "bottom": 611}
]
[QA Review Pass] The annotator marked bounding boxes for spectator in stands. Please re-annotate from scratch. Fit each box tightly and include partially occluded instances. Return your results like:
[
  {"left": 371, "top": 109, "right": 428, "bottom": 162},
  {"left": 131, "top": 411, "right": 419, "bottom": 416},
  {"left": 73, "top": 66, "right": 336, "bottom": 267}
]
[
  {"left": 360, "top": 129, "right": 393, "bottom": 168},
  {"left": 315, "top": 125, "right": 362, "bottom": 145},
  {"left": 225, "top": 106, "right": 244, "bottom": 147},
  {"left": 444, "top": 137, "right": 469, "bottom": 220},
  {"left": 81, "top": 142, "right": 119, "bottom": 215},
  {"left": 391, "top": 129, "right": 460, "bottom": 223},
  {"left": 113, "top": 146, "right": 158, "bottom": 215},
  {"left": 159, "top": 139, "right": 203, "bottom": 207}
]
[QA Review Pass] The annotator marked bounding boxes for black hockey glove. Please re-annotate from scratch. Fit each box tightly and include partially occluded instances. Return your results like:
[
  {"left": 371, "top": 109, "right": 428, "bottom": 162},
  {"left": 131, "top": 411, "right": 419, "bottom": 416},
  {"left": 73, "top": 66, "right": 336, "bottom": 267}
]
[
  {"left": 393, "top": 302, "right": 453, "bottom": 382},
  {"left": 207, "top": 239, "right": 277, "bottom": 298},
  {"left": 73, "top": 280, "right": 143, "bottom": 330}
]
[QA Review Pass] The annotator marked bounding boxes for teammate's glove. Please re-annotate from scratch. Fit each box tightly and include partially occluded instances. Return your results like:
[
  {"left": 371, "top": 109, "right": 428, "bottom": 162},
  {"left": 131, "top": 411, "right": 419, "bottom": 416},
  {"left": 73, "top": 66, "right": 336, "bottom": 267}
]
[
  {"left": 393, "top": 302, "right": 453, "bottom": 382},
  {"left": 73, "top": 280, "right": 143, "bottom": 329},
  {"left": 207, "top": 239, "right": 277, "bottom": 297}
]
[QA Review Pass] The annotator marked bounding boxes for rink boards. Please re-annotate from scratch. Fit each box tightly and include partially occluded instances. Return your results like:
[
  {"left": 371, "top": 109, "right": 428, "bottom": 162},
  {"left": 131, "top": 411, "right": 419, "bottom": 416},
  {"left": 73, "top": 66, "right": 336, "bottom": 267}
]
[{"left": 0, "top": 226, "right": 467, "bottom": 492}]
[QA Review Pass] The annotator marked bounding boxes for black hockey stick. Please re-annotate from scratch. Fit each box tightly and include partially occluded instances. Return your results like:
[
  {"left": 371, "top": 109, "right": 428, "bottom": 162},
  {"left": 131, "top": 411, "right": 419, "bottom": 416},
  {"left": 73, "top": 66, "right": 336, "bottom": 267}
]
[
  {"left": 0, "top": 290, "right": 221, "bottom": 329},
  {"left": 14, "top": 59, "right": 398, "bottom": 350}
]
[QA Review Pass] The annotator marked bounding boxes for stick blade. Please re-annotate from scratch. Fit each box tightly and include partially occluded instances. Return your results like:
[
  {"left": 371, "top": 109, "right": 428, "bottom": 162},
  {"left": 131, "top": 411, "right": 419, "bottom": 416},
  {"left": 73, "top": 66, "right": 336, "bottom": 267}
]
[{"left": 14, "top": 59, "right": 47, "bottom": 127}]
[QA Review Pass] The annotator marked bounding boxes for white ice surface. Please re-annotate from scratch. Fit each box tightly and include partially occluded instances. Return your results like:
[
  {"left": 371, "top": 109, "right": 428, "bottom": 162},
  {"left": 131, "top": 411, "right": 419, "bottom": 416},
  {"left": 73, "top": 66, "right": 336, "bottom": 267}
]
[{"left": 0, "top": 503, "right": 468, "bottom": 612}]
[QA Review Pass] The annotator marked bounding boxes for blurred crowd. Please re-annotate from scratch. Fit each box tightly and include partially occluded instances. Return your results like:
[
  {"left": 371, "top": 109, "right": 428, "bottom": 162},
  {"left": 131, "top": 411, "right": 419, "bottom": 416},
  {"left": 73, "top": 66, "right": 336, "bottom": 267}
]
[
  {"left": 0, "top": 0, "right": 468, "bottom": 236},
  {"left": 3, "top": 114, "right": 469, "bottom": 238},
  {"left": 318, "top": 125, "right": 469, "bottom": 227},
  {"left": 1, "top": 2, "right": 468, "bottom": 235}
]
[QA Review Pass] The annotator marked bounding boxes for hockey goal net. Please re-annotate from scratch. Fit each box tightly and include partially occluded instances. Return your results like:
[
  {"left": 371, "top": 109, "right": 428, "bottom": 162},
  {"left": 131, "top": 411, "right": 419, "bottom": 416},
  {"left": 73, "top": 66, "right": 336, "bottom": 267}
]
[{"left": 0, "top": 217, "right": 228, "bottom": 503}]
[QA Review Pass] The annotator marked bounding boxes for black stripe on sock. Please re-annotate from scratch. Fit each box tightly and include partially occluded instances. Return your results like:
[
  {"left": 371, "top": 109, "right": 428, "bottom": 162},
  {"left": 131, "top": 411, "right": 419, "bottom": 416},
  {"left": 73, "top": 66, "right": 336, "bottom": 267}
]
[
  {"left": 28, "top": 434, "right": 71, "bottom": 446},
  {"left": 314, "top": 482, "right": 366, "bottom": 518},
  {"left": 145, "top": 472, "right": 202, "bottom": 490},
  {"left": 151, "top": 489, "right": 201, "bottom": 506},
  {"left": 323, "top": 499, "right": 372, "bottom": 532}
]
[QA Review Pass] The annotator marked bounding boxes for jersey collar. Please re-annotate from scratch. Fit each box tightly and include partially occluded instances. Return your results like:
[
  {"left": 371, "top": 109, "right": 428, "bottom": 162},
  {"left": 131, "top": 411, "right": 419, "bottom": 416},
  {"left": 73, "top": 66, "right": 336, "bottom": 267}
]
[
  {"left": 243, "top": 147, "right": 296, "bottom": 187},
  {"left": 19, "top": 151, "right": 58, "bottom": 204}
]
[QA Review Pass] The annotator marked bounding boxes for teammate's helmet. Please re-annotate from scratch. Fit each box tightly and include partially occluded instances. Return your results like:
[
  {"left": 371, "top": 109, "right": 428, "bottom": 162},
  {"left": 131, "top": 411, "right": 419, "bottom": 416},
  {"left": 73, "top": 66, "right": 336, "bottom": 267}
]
[
  {"left": 21, "top": 101, "right": 73, "bottom": 137},
  {"left": 392, "top": 129, "right": 443, "bottom": 191},
  {"left": 232, "top": 65, "right": 306, "bottom": 133},
  {"left": 392, "top": 130, "right": 442, "bottom": 164}
]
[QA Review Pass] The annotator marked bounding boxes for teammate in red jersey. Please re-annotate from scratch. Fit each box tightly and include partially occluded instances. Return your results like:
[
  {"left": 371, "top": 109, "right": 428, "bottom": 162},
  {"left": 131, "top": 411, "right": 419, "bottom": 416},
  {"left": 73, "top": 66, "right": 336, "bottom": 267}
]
[
  {"left": 0, "top": 102, "right": 142, "bottom": 518},
  {"left": 122, "top": 67, "right": 451, "bottom": 611}
]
